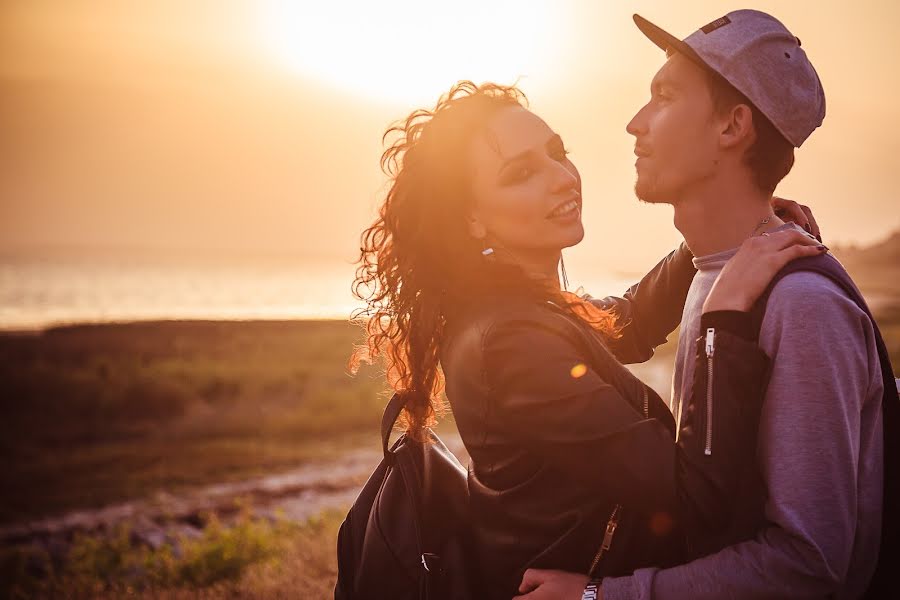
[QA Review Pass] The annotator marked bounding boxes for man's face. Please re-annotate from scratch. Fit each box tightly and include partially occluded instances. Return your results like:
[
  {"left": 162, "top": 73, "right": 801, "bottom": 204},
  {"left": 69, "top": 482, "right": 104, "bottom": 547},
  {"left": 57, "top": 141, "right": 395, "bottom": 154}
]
[{"left": 627, "top": 53, "right": 721, "bottom": 204}]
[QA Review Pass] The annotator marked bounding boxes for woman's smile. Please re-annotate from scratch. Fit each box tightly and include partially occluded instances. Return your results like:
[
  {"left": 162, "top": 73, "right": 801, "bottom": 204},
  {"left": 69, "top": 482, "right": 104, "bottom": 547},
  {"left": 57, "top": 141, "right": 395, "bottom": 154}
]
[{"left": 547, "top": 197, "right": 582, "bottom": 221}]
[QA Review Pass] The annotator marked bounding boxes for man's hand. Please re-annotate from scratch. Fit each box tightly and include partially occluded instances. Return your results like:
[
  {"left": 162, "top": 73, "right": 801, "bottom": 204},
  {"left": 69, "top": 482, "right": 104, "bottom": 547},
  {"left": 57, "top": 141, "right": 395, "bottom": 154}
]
[{"left": 512, "top": 568, "right": 593, "bottom": 600}]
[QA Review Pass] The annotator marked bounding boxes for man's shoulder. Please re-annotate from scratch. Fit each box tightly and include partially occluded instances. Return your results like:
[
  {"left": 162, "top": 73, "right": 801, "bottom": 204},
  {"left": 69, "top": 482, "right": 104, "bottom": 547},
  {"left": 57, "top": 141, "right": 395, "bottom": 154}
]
[
  {"left": 768, "top": 269, "right": 844, "bottom": 303},
  {"left": 761, "top": 256, "right": 873, "bottom": 342},
  {"left": 766, "top": 255, "right": 861, "bottom": 312}
]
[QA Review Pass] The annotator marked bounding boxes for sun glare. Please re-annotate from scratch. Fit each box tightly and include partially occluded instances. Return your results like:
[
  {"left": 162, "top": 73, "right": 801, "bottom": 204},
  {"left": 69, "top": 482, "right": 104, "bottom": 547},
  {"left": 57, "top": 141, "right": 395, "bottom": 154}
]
[{"left": 260, "top": 0, "right": 566, "bottom": 105}]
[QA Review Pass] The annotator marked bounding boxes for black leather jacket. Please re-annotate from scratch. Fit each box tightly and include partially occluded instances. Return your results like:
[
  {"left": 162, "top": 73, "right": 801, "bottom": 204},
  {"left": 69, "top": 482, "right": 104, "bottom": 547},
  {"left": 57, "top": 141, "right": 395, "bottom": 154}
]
[{"left": 440, "top": 245, "right": 770, "bottom": 599}]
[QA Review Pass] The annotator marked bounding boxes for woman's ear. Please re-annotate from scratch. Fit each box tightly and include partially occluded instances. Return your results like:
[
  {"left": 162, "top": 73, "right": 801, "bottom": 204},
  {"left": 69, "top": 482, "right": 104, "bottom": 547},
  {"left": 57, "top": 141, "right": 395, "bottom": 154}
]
[{"left": 720, "top": 103, "right": 755, "bottom": 150}]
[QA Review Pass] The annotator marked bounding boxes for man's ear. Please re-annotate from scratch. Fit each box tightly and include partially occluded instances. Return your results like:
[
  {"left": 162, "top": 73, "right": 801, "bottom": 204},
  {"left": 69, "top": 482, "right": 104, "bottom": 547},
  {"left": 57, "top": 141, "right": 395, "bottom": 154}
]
[{"left": 720, "top": 103, "right": 756, "bottom": 150}]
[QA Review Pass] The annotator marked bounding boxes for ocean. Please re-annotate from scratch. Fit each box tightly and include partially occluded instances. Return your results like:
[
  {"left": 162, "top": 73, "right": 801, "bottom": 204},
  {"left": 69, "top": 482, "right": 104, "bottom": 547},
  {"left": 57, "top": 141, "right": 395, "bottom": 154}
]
[{"left": 0, "top": 250, "right": 637, "bottom": 331}]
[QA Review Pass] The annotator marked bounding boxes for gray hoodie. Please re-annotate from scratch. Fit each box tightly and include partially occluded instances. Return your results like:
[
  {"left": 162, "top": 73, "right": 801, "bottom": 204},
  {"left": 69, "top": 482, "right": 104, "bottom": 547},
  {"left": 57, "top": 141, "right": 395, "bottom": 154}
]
[{"left": 604, "top": 226, "right": 884, "bottom": 599}]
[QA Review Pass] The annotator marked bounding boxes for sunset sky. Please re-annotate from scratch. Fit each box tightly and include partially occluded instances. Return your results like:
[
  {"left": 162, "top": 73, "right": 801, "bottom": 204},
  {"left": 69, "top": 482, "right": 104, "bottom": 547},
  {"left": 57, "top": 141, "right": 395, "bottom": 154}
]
[{"left": 2, "top": 0, "right": 898, "bottom": 274}]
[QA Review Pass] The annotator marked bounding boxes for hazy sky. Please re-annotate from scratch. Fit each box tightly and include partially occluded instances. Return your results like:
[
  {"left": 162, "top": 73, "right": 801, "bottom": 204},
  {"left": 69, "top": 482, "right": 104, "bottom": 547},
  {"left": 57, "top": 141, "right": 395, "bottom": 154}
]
[{"left": 2, "top": 0, "right": 898, "bottom": 272}]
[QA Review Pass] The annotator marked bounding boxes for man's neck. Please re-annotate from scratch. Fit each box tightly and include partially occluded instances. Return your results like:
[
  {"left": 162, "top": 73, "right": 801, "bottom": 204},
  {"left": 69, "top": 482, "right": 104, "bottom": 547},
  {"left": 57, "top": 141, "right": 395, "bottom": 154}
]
[{"left": 673, "top": 180, "right": 783, "bottom": 257}]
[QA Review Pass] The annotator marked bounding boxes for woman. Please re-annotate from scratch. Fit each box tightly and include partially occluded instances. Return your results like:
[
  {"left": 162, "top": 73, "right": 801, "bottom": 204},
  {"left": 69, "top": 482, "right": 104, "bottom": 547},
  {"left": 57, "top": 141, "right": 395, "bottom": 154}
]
[{"left": 351, "top": 81, "right": 823, "bottom": 600}]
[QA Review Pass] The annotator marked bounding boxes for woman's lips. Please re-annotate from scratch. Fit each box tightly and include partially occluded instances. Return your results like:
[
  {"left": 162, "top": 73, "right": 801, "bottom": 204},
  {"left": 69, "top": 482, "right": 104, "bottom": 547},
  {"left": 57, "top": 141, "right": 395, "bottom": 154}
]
[{"left": 547, "top": 200, "right": 581, "bottom": 222}]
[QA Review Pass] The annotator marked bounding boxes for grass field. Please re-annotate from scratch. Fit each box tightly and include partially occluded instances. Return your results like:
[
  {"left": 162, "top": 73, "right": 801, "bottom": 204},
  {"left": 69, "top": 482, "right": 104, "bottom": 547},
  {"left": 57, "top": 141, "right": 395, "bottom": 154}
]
[
  {"left": 2, "top": 283, "right": 897, "bottom": 526},
  {"left": 1, "top": 257, "right": 898, "bottom": 597},
  {"left": 3, "top": 507, "right": 344, "bottom": 599},
  {"left": 0, "top": 320, "right": 390, "bottom": 525}
]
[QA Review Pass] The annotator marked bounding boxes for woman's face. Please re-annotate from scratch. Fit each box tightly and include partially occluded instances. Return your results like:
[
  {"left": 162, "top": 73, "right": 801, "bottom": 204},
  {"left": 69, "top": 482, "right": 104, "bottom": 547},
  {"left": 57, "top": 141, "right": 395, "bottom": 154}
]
[{"left": 467, "top": 106, "right": 583, "bottom": 266}]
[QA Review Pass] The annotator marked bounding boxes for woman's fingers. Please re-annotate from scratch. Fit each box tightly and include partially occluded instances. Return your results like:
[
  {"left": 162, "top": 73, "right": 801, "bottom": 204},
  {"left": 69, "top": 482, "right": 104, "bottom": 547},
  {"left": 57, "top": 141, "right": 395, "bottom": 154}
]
[
  {"left": 764, "top": 228, "right": 822, "bottom": 251},
  {"left": 771, "top": 195, "right": 822, "bottom": 241},
  {"left": 760, "top": 243, "right": 826, "bottom": 281},
  {"left": 772, "top": 196, "right": 808, "bottom": 228},
  {"left": 514, "top": 569, "right": 590, "bottom": 600},
  {"left": 777, "top": 239, "right": 827, "bottom": 263},
  {"left": 702, "top": 231, "right": 826, "bottom": 313},
  {"left": 518, "top": 569, "right": 545, "bottom": 593},
  {"left": 749, "top": 228, "right": 820, "bottom": 253},
  {"left": 801, "top": 204, "right": 821, "bottom": 241}
]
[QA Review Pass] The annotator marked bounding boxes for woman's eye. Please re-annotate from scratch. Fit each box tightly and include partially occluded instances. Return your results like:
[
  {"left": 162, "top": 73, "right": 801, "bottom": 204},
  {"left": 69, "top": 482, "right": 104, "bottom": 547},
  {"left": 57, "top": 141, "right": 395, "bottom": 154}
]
[
  {"left": 512, "top": 166, "right": 532, "bottom": 180},
  {"left": 501, "top": 164, "right": 533, "bottom": 184}
]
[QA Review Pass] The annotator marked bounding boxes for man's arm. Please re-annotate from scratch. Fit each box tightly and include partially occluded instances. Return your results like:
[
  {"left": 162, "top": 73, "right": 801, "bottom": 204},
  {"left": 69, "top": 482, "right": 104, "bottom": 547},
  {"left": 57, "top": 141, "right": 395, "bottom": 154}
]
[{"left": 602, "top": 272, "right": 883, "bottom": 599}]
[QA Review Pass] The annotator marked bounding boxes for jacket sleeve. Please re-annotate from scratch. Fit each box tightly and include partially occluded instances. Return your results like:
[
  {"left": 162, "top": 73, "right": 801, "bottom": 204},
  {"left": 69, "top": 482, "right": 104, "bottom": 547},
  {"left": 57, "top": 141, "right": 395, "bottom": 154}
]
[
  {"left": 481, "top": 309, "right": 768, "bottom": 528},
  {"left": 675, "top": 314, "right": 769, "bottom": 534},
  {"left": 586, "top": 243, "right": 697, "bottom": 365}
]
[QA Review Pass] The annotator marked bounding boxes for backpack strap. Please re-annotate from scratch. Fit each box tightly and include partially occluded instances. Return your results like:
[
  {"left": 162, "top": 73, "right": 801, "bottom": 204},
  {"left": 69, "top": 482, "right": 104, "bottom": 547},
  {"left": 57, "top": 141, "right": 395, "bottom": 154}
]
[
  {"left": 381, "top": 392, "right": 409, "bottom": 460},
  {"left": 747, "top": 253, "right": 867, "bottom": 331},
  {"left": 747, "top": 252, "right": 899, "bottom": 597}
]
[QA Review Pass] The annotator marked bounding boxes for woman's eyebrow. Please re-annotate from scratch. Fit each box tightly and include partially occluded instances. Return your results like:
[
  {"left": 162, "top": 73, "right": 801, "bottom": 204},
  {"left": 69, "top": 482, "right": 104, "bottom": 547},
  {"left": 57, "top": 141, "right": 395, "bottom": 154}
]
[{"left": 498, "top": 148, "right": 534, "bottom": 174}]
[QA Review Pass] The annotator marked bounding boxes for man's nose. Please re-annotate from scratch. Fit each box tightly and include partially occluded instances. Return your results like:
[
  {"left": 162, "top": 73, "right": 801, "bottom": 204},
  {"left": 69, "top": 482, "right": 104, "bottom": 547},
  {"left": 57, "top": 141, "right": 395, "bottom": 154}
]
[{"left": 626, "top": 105, "right": 648, "bottom": 137}]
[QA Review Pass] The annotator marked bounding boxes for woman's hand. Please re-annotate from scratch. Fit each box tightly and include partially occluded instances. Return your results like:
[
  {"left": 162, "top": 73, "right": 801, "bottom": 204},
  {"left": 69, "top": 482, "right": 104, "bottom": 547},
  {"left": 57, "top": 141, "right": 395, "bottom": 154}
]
[
  {"left": 513, "top": 568, "right": 592, "bottom": 600},
  {"left": 703, "top": 229, "right": 826, "bottom": 313},
  {"left": 772, "top": 196, "right": 821, "bottom": 241}
]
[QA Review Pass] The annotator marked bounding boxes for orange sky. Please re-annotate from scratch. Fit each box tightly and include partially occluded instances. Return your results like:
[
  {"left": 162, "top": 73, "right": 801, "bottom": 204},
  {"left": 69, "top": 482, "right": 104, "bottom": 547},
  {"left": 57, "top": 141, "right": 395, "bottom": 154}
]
[{"left": 1, "top": 0, "right": 898, "bottom": 273}]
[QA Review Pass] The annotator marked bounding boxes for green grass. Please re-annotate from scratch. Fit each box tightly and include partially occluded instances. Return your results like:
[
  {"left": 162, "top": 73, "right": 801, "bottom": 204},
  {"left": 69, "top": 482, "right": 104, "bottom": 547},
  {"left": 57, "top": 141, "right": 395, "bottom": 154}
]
[
  {"left": 0, "top": 320, "right": 387, "bottom": 524},
  {"left": 2, "top": 505, "right": 344, "bottom": 599}
]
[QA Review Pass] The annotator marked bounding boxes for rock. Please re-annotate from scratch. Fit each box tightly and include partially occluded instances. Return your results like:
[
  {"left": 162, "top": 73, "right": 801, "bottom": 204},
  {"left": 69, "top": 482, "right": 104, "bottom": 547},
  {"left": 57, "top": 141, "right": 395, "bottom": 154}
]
[
  {"left": 130, "top": 517, "right": 168, "bottom": 550},
  {"left": 167, "top": 523, "right": 202, "bottom": 542}
]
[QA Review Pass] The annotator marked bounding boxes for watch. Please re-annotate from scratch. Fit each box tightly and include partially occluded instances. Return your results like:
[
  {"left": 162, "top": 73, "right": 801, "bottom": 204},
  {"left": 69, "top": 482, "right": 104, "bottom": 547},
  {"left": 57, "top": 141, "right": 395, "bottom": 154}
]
[{"left": 582, "top": 578, "right": 602, "bottom": 600}]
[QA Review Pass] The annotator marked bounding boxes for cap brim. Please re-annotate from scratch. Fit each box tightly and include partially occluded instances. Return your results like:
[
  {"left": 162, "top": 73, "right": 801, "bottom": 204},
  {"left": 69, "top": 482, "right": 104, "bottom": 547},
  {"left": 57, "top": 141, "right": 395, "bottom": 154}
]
[{"left": 633, "top": 14, "right": 709, "bottom": 72}]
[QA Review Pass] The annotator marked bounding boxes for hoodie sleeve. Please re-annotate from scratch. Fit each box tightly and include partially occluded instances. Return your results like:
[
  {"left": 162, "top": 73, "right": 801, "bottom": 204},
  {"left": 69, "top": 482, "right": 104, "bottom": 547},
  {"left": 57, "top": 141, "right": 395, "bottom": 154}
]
[{"left": 602, "top": 272, "right": 883, "bottom": 600}]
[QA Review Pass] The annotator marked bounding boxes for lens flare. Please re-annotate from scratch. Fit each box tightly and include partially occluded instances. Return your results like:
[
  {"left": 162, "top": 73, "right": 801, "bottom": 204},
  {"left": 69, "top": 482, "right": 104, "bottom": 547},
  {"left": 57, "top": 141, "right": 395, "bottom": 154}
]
[{"left": 570, "top": 363, "right": 588, "bottom": 378}]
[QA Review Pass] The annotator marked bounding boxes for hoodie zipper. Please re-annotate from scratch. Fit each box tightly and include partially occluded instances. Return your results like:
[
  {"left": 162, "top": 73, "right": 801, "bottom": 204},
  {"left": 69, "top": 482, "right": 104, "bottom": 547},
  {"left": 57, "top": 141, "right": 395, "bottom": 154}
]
[
  {"left": 588, "top": 503, "right": 622, "bottom": 577},
  {"left": 704, "top": 327, "right": 715, "bottom": 456},
  {"left": 641, "top": 386, "right": 649, "bottom": 418}
]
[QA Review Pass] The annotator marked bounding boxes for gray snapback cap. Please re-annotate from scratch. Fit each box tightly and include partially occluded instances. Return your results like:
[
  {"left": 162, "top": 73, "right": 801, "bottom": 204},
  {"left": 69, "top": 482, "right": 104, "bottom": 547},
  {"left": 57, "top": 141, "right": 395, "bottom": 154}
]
[{"left": 634, "top": 9, "right": 826, "bottom": 147}]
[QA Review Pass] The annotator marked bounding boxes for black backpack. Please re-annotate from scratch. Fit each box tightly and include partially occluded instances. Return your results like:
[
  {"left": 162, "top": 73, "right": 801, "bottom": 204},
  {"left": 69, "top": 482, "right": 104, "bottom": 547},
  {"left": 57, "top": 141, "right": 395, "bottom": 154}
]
[
  {"left": 749, "top": 254, "right": 899, "bottom": 598},
  {"left": 334, "top": 392, "right": 477, "bottom": 599}
]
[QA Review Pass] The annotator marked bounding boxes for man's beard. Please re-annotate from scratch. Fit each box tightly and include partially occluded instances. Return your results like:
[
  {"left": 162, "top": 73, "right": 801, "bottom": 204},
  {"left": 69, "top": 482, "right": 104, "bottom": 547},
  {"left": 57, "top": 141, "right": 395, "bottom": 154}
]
[{"left": 634, "top": 175, "right": 674, "bottom": 205}]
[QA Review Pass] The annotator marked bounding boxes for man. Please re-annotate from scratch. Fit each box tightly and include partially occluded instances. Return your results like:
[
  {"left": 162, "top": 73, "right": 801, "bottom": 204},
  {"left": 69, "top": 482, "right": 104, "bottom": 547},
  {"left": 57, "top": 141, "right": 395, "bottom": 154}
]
[{"left": 516, "top": 9, "right": 892, "bottom": 599}]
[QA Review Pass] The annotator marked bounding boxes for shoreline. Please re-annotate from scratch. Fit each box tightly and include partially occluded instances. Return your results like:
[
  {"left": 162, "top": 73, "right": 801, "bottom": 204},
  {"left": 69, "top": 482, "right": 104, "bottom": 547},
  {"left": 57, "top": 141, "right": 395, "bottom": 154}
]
[{"left": 0, "top": 316, "right": 357, "bottom": 336}]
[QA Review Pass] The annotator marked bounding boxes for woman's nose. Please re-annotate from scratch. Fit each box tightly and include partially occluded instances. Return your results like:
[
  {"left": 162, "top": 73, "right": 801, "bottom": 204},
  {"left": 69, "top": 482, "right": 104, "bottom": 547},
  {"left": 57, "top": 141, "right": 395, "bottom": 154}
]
[{"left": 549, "top": 159, "right": 578, "bottom": 192}]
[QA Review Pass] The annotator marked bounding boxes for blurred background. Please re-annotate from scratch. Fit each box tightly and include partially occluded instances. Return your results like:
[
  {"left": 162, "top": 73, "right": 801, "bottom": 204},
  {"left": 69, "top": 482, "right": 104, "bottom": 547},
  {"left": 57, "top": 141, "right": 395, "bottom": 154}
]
[{"left": 1, "top": 0, "right": 898, "bottom": 597}]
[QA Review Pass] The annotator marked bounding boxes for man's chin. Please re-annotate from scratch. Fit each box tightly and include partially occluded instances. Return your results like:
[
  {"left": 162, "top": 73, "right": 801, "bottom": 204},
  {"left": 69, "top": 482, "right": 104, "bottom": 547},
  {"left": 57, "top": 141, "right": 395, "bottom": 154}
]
[{"left": 634, "top": 180, "right": 673, "bottom": 205}]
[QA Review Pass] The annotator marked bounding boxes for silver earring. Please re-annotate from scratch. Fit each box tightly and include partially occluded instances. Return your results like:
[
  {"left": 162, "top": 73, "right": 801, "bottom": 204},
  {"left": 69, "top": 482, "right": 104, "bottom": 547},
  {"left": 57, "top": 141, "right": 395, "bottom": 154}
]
[
  {"left": 480, "top": 239, "right": 495, "bottom": 259},
  {"left": 559, "top": 254, "right": 569, "bottom": 291}
]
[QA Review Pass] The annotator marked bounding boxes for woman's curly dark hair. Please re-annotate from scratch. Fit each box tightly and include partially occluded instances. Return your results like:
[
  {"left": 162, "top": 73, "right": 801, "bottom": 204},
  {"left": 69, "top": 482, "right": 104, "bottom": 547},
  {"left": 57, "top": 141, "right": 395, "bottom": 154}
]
[{"left": 350, "top": 81, "right": 618, "bottom": 439}]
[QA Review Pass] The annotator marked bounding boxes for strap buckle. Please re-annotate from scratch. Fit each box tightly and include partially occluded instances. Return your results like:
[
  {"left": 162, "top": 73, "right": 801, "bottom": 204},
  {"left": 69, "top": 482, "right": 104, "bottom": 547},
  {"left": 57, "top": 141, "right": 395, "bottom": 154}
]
[{"left": 420, "top": 552, "right": 441, "bottom": 573}]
